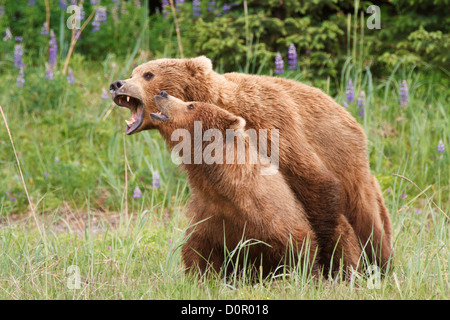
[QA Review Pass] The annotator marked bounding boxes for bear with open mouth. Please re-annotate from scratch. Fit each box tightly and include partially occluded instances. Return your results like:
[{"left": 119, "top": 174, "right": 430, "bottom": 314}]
[{"left": 110, "top": 56, "right": 392, "bottom": 275}]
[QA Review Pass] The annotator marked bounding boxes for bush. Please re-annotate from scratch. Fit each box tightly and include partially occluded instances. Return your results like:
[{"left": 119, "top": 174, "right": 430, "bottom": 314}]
[
  {"left": 172, "top": 0, "right": 450, "bottom": 78},
  {"left": 1, "top": 1, "right": 448, "bottom": 80}
]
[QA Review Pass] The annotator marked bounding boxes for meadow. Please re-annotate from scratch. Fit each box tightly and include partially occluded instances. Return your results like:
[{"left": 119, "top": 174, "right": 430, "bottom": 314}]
[{"left": 0, "top": 1, "right": 448, "bottom": 299}]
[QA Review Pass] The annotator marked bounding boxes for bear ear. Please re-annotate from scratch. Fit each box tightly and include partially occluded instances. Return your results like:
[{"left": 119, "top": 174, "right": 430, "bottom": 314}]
[
  {"left": 229, "top": 116, "right": 246, "bottom": 130},
  {"left": 185, "top": 56, "right": 213, "bottom": 76}
]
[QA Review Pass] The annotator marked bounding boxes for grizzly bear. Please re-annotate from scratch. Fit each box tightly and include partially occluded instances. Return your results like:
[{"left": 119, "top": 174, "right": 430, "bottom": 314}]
[
  {"left": 149, "top": 91, "right": 323, "bottom": 276},
  {"left": 110, "top": 56, "right": 392, "bottom": 274}
]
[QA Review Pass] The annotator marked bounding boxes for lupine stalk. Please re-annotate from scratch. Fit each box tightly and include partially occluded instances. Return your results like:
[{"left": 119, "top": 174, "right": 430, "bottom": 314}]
[
  {"left": 207, "top": 1, "right": 216, "bottom": 13},
  {"left": 16, "top": 67, "right": 25, "bottom": 88},
  {"left": 357, "top": 91, "right": 365, "bottom": 118},
  {"left": 101, "top": 88, "right": 110, "bottom": 99},
  {"left": 45, "top": 65, "right": 53, "bottom": 80},
  {"left": 274, "top": 52, "right": 284, "bottom": 74},
  {"left": 133, "top": 187, "right": 142, "bottom": 199},
  {"left": 437, "top": 140, "right": 445, "bottom": 153},
  {"left": 287, "top": 43, "right": 297, "bottom": 70},
  {"left": 399, "top": 80, "right": 408, "bottom": 107},
  {"left": 49, "top": 30, "right": 58, "bottom": 68},
  {"left": 152, "top": 171, "right": 160, "bottom": 189},
  {"left": 3, "top": 27, "right": 12, "bottom": 41},
  {"left": 162, "top": 0, "right": 169, "bottom": 18},
  {"left": 175, "top": 0, "right": 184, "bottom": 10},
  {"left": 41, "top": 22, "right": 49, "bottom": 35},
  {"left": 59, "top": 0, "right": 68, "bottom": 10},
  {"left": 346, "top": 79, "right": 354, "bottom": 103},
  {"left": 193, "top": 0, "right": 201, "bottom": 17},
  {"left": 92, "top": 6, "right": 107, "bottom": 32},
  {"left": 223, "top": 4, "right": 231, "bottom": 14},
  {"left": 67, "top": 68, "right": 75, "bottom": 84},
  {"left": 14, "top": 43, "right": 23, "bottom": 69}
]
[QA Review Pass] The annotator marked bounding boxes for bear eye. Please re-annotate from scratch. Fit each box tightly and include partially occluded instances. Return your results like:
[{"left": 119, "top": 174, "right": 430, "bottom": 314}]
[
  {"left": 143, "top": 72, "right": 154, "bottom": 80},
  {"left": 187, "top": 104, "right": 194, "bottom": 110}
]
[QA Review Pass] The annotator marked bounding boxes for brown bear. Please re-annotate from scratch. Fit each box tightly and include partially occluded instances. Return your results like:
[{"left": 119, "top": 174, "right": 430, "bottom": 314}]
[
  {"left": 110, "top": 56, "right": 392, "bottom": 274},
  {"left": 150, "top": 90, "right": 320, "bottom": 277}
]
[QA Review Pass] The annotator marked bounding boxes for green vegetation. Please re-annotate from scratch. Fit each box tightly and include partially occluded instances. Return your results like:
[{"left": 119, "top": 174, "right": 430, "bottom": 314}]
[{"left": 0, "top": 0, "right": 448, "bottom": 299}]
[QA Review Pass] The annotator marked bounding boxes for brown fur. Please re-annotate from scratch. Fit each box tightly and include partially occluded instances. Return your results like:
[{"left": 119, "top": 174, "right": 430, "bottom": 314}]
[
  {"left": 111, "top": 56, "right": 392, "bottom": 274},
  {"left": 150, "top": 94, "right": 319, "bottom": 277}
]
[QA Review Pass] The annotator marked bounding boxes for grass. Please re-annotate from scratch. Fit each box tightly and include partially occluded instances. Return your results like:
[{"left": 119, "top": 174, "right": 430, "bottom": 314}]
[
  {"left": 0, "top": 56, "right": 448, "bottom": 299},
  {"left": 0, "top": 192, "right": 448, "bottom": 299}
]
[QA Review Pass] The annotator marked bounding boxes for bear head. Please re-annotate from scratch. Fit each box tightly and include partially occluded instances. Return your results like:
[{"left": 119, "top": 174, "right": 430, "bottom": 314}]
[
  {"left": 109, "top": 56, "right": 215, "bottom": 135},
  {"left": 151, "top": 91, "right": 245, "bottom": 138}
]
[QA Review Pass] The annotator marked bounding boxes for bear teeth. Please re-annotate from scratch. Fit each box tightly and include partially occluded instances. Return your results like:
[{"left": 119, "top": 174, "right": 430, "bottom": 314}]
[
  {"left": 125, "top": 117, "right": 136, "bottom": 126},
  {"left": 127, "top": 96, "right": 130, "bottom": 102}
]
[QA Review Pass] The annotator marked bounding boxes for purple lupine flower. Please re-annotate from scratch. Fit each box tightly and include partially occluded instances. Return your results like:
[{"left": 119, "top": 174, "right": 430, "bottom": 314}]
[
  {"left": 274, "top": 52, "right": 284, "bottom": 74},
  {"left": 207, "top": 1, "right": 216, "bottom": 13},
  {"left": 92, "top": 6, "right": 107, "bottom": 32},
  {"left": 44, "top": 172, "right": 50, "bottom": 180},
  {"left": 15, "top": 36, "right": 23, "bottom": 42},
  {"left": 28, "top": 0, "right": 36, "bottom": 6},
  {"left": 152, "top": 171, "right": 160, "bottom": 189},
  {"left": 73, "top": 29, "right": 81, "bottom": 41},
  {"left": 287, "top": 43, "right": 297, "bottom": 70},
  {"left": 133, "top": 187, "right": 142, "bottom": 199},
  {"left": 67, "top": 68, "right": 75, "bottom": 84},
  {"left": 357, "top": 91, "right": 365, "bottom": 118},
  {"left": 358, "top": 107, "right": 364, "bottom": 118},
  {"left": 223, "top": 4, "right": 231, "bottom": 14},
  {"left": 399, "top": 80, "right": 408, "bottom": 107},
  {"left": 346, "top": 79, "right": 354, "bottom": 103},
  {"left": 101, "top": 88, "right": 110, "bottom": 99},
  {"left": 162, "top": 0, "right": 169, "bottom": 18},
  {"left": 112, "top": 0, "right": 119, "bottom": 8},
  {"left": 357, "top": 91, "right": 365, "bottom": 107},
  {"left": 7, "top": 191, "right": 17, "bottom": 202},
  {"left": 59, "top": 0, "right": 68, "bottom": 10},
  {"left": 80, "top": 5, "right": 86, "bottom": 21},
  {"left": 14, "top": 44, "right": 23, "bottom": 69},
  {"left": 16, "top": 67, "right": 25, "bottom": 88},
  {"left": 3, "top": 27, "right": 12, "bottom": 41},
  {"left": 90, "top": 0, "right": 99, "bottom": 5},
  {"left": 49, "top": 30, "right": 58, "bottom": 68},
  {"left": 305, "top": 49, "right": 312, "bottom": 55},
  {"left": 175, "top": 0, "right": 184, "bottom": 10},
  {"left": 437, "top": 140, "right": 445, "bottom": 153},
  {"left": 41, "top": 22, "right": 49, "bottom": 35},
  {"left": 0, "top": 6, "right": 5, "bottom": 18},
  {"left": 193, "top": 0, "right": 201, "bottom": 17},
  {"left": 343, "top": 101, "right": 349, "bottom": 109},
  {"left": 400, "top": 193, "right": 407, "bottom": 199},
  {"left": 45, "top": 65, "right": 53, "bottom": 80}
]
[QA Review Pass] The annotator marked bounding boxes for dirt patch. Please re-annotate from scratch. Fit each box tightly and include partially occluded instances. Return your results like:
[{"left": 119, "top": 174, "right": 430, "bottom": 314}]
[{"left": 0, "top": 202, "right": 125, "bottom": 236}]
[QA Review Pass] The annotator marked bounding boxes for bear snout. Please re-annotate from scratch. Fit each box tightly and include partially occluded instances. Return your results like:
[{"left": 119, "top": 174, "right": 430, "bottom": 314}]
[
  {"left": 159, "top": 90, "right": 169, "bottom": 99},
  {"left": 109, "top": 80, "right": 125, "bottom": 93}
]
